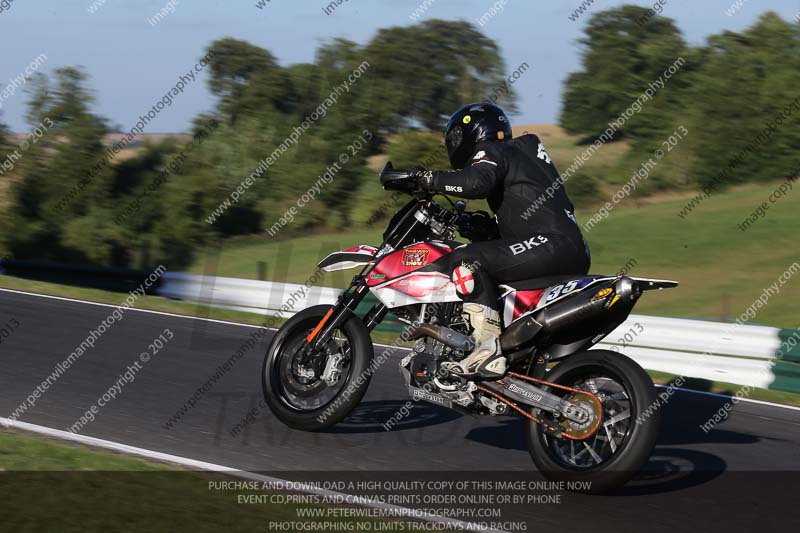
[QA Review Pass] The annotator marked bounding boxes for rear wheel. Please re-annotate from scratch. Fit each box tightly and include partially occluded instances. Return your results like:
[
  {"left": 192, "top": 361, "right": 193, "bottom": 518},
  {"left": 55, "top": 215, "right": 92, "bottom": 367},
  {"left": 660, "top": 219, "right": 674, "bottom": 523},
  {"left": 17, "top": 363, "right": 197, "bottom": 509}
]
[
  {"left": 262, "top": 305, "right": 374, "bottom": 431},
  {"left": 525, "top": 350, "right": 660, "bottom": 493}
]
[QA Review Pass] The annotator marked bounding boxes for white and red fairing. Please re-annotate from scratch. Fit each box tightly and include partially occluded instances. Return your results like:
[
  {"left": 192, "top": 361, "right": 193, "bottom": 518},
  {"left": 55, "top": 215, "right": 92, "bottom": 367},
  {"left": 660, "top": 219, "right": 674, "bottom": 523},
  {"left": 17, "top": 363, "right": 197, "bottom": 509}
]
[
  {"left": 319, "top": 242, "right": 459, "bottom": 308},
  {"left": 319, "top": 243, "right": 676, "bottom": 316},
  {"left": 318, "top": 245, "right": 380, "bottom": 271}
]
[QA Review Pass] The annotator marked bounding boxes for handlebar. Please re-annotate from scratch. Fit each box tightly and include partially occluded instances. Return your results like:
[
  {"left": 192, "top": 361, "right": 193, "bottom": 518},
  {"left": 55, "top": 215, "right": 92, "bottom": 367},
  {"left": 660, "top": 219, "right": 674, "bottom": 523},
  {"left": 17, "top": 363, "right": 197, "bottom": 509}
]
[{"left": 379, "top": 161, "right": 499, "bottom": 241}]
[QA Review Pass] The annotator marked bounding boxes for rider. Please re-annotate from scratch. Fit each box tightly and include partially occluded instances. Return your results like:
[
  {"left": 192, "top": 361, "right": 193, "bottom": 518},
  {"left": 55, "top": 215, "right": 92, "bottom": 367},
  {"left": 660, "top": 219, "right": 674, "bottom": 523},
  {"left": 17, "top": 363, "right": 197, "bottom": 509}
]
[{"left": 412, "top": 102, "right": 590, "bottom": 379}]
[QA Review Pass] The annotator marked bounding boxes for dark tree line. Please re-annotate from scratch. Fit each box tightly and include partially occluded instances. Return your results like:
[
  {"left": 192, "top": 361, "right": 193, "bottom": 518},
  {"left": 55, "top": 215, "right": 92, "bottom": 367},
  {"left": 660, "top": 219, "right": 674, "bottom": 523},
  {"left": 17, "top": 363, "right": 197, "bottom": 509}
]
[
  {"left": 0, "top": 20, "right": 514, "bottom": 269},
  {"left": 3, "top": 9, "right": 797, "bottom": 270},
  {"left": 561, "top": 6, "right": 800, "bottom": 191}
]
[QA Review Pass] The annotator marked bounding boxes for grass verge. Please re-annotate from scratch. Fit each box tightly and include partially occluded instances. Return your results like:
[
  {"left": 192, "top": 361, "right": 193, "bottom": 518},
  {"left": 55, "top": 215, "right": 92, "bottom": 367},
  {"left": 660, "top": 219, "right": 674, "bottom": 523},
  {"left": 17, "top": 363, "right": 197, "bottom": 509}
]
[
  {"left": 184, "top": 181, "right": 799, "bottom": 329},
  {"left": 0, "top": 429, "right": 417, "bottom": 532},
  {"left": 647, "top": 370, "right": 800, "bottom": 407}
]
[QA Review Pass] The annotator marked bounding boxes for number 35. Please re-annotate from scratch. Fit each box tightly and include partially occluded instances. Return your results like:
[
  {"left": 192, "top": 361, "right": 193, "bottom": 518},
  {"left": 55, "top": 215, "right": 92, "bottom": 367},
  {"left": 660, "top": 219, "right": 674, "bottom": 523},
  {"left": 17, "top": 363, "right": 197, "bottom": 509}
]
[{"left": 546, "top": 280, "right": 578, "bottom": 302}]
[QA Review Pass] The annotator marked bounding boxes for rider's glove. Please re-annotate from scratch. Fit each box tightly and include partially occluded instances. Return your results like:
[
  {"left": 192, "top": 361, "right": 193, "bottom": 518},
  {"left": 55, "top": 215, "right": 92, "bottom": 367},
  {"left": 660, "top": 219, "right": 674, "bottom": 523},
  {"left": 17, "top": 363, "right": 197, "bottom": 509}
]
[{"left": 409, "top": 167, "right": 434, "bottom": 193}]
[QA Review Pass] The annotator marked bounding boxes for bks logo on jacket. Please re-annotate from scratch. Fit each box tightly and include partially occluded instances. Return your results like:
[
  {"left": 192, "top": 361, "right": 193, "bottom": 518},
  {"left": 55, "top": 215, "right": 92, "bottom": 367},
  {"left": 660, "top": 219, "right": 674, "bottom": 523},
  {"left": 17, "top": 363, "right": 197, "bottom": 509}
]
[{"left": 402, "top": 248, "right": 430, "bottom": 266}]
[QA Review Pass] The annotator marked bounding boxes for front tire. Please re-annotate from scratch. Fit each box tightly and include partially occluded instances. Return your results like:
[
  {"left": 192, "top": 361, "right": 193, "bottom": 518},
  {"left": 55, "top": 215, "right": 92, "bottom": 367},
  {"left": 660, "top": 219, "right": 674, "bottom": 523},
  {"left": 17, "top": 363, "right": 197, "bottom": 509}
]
[
  {"left": 262, "top": 305, "right": 374, "bottom": 432},
  {"left": 525, "top": 350, "right": 660, "bottom": 493}
]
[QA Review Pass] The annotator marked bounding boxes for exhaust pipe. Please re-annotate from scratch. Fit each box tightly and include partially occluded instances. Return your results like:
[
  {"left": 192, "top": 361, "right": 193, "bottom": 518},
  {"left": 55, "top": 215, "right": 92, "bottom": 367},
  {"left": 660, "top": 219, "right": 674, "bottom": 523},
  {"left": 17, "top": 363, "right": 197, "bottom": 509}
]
[
  {"left": 406, "top": 323, "right": 475, "bottom": 352},
  {"left": 500, "top": 277, "right": 641, "bottom": 351},
  {"left": 536, "top": 277, "right": 640, "bottom": 333}
]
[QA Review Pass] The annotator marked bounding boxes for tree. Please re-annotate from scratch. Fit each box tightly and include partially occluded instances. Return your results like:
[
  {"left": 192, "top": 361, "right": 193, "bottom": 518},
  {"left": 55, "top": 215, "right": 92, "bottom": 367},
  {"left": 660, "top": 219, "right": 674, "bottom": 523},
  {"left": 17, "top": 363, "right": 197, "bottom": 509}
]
[
  {"left": 3, "top": 20, "right": 527, "bottom": 267},
  {"left": 23, "top": 73, "right": 52, "bottom": 128},
  {"left": 0, "top": 115, "right": 13, "bottom": 259},
  {"left": 560, "top": 5, "right": 689, "bottom": 140},
  {"left": 363, "top": 19, "right": 514, "bottom": 131},
  {"left": 687, "top": 12, "right": 800, "bottom": 189},
  {"left": 206, "top": 38, "right": 289, "bottom": 123},
  {"left": 385, "top": 131, "right": 448, "bottom": 169},
  {"left": 0, "top": 115, "right": 11, "bottom": 159},
  {"left": 5, "top": 67, "right": 114, "bottom": 264}
]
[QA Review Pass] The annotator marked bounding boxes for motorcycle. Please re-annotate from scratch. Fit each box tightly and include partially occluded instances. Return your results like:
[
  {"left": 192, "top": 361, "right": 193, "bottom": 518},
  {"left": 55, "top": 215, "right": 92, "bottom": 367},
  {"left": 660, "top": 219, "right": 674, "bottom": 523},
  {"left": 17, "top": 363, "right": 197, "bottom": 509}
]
[{"left": 262, "top": 162, "right": 677, "bottom": 492}]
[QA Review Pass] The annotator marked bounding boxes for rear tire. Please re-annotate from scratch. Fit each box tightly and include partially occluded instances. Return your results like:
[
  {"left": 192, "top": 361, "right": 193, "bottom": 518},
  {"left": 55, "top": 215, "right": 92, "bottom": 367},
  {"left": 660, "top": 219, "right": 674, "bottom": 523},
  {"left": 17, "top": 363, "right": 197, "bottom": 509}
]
[
  {"left": 525, "top": 350, "right": 660, "bottom": 493},
  {"left": 262, "top": 305, "right": 374, "bottom": 432}
]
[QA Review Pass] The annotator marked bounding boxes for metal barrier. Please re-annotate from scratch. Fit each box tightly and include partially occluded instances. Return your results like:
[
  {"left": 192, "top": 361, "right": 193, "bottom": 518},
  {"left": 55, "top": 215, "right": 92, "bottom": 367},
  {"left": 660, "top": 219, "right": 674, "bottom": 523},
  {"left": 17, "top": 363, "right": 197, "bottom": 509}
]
[
  {"left": 155, "top": 273, "right": 800, "bottom": 394},
  {"left": 595, "top": 314, "right": 800, "bottom": 392},
  {"left": 2, "top": 261, "right": 797, "bottom": 394}
]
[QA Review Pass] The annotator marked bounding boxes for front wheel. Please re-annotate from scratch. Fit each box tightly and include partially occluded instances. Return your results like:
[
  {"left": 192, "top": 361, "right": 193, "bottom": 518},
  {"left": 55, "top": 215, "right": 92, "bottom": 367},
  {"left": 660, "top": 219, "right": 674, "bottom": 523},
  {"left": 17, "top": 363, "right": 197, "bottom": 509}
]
[
  {"left": 525, "top": 350, "right": 660, "bottom": 493},
  {"left": 262, "top": 305, "right": 374, "bottom": 431}
]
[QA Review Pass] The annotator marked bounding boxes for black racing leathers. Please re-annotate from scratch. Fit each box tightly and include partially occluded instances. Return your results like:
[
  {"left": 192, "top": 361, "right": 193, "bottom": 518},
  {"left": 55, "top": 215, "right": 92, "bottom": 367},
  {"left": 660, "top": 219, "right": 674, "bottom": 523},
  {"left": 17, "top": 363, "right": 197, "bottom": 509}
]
[{"left": 427, "top": 134, "right": 591, "bottom": 309}]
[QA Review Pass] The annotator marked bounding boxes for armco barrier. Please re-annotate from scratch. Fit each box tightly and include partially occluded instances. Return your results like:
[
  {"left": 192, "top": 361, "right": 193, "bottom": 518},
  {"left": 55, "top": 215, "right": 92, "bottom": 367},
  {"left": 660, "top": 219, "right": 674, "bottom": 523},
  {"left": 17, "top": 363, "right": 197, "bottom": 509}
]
[
  {"left": 595, "top": 315, "right": 800, "bottom": 393},
  {"left": 158, "top": 272, "right": 342, "bottom": 315},
  {"left": 594, "top": 314, "right": 786, "bottom": 390},
  {"left": 2, "top": 263, "right": 798, "bottom": 394},
  {"left": 158, "top": 273, "right": 406, "bottom": 332},
  {"left": 155, "top": 274, "right": 800, "bottom": 394}
]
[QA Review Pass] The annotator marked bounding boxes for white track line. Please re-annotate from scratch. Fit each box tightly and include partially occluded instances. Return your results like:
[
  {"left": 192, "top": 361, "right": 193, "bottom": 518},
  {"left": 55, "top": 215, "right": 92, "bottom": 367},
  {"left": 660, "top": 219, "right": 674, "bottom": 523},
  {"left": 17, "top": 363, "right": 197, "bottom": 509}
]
[
  {"left": 0, "top": 416, "right": 505, "bottom": 533},
  {"left": 658, "top": 385, "right": 800, "bottom": 412},
  {"left": 2, "top": 287, "right": 796, "bottom": 412},
  {"left": 0, "top": 287, "right": 268, "bottom": 330},
  {"left": 0, "top": 286, "right": 412, "bottom": 353}
]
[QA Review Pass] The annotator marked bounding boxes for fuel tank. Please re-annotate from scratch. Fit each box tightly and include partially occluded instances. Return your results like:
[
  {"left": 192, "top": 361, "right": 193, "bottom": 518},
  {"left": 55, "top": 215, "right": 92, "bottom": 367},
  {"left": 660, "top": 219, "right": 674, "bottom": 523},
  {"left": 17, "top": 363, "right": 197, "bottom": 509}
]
[
  {"left": 366, "top": 242, "right": 451, "bottom": 286},
  {"left": 367, "top": 242, "right": 458, "bottom": 307}
]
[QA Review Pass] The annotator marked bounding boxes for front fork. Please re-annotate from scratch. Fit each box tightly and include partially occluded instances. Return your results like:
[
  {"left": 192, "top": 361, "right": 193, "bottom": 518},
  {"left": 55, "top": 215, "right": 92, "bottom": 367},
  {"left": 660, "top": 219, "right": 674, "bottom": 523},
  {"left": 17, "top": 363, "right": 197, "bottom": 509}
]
[{"left": 302, "top": 276, "right": 387, "bottom": 363}]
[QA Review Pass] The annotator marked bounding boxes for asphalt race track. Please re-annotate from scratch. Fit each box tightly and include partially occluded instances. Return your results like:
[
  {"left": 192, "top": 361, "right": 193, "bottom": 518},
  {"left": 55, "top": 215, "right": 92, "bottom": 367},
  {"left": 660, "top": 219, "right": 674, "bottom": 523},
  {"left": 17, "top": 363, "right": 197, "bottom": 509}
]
[{"left": 2, "top": 289, "right": 799, "bottom": 532}]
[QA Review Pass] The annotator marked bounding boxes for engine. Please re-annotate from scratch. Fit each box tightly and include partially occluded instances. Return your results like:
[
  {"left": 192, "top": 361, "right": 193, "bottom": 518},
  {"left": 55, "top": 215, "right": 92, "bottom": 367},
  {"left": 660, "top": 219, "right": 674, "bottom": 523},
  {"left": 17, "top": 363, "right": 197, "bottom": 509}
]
[{"left": 398, "top": 303, "right": 506, "bottom": 414}]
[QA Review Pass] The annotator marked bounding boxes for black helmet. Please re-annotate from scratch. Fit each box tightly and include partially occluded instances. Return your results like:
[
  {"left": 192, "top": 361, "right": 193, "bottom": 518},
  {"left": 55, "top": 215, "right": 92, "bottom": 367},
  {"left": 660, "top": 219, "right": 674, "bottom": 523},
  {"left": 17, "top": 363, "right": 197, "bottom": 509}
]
[{"left": 444, "top": 102, "right": 512, "bottom": 169}]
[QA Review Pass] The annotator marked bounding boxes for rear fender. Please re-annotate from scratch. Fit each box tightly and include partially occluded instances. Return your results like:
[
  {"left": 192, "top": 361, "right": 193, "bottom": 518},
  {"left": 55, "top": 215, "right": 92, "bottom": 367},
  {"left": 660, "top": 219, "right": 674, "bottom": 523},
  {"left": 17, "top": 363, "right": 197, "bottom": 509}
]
[{"left": 630, "top": 278, "right": 678, "bottom": 291}]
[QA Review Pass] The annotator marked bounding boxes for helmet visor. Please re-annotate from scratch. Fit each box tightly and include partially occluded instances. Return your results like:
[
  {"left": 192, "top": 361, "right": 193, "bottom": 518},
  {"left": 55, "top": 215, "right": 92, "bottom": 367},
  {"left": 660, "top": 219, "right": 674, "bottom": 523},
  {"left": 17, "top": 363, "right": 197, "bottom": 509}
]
[{"left": 445, "top": 125, "right": 463, "bottom": 152}]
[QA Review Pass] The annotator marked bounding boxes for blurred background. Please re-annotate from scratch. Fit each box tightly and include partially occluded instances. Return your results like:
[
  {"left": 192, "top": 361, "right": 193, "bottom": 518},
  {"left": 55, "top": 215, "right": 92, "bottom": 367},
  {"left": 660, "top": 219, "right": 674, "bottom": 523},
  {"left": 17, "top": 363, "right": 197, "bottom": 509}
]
[{"left": 0, "top": 0, "right": 798, "bottom": 327}]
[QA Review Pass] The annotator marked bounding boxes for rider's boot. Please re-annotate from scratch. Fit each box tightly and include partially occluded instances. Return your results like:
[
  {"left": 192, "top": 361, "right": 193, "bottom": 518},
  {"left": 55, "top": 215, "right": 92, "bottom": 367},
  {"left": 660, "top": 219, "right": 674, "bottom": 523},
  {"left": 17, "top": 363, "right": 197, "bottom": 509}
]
[{"left": 442, "top": 303, "right": 506, "bottom": 379}]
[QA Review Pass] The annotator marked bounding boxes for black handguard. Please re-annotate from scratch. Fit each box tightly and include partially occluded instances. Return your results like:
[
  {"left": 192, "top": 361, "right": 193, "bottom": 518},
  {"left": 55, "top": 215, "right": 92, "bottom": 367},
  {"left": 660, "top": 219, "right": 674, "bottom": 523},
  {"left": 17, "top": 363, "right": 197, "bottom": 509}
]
[
  {"left": 380, "top": 162, "right": 416, "bottom": 193},
  {"left": 380, "top": 162, "right": 431, "bottom": 198}
]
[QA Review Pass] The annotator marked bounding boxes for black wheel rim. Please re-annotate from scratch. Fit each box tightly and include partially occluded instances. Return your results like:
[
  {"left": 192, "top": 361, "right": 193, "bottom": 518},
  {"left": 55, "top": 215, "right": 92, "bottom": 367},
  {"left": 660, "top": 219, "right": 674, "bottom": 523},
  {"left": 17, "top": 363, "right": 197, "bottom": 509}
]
[
  {"left": 270, "top": 320, "right": 352, "bottom": 412},
  {"left": 541, "top": 369, "right": 634, "bottom": 471}
]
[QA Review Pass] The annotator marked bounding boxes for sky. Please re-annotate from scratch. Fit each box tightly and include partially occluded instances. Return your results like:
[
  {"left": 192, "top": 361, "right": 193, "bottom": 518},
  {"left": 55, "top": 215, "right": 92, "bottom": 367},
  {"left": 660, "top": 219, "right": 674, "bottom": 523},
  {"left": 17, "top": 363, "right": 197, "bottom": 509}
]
[{"left": 1, "top": 0, "right": 798, "bottom": 133}]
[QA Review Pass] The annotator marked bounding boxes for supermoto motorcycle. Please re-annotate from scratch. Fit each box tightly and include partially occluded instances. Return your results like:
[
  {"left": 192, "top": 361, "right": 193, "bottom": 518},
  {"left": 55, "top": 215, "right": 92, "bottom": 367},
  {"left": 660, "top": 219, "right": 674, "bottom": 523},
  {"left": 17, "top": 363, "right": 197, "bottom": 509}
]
[{"left": 262, "top": 163, "right": 677, "bottom": 492}]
